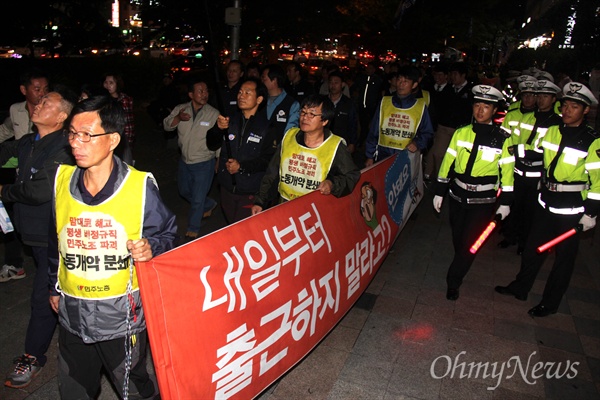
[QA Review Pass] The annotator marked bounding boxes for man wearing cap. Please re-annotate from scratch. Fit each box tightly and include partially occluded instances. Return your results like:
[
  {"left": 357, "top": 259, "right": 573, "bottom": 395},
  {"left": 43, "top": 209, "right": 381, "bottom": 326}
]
[
  {"left": 433, "top": 85, "right": 514, "bottom": 301},
  {"left": 497, "top": 76, "right": 538, "bottom": 248},
  {"left": 504, "top": 80, "right": 562, "bottom": 255},
  {"left": 534, "top": 71, "right": 562, "bottom": 114},
  {"left": 364, "top": 65, "right": 434, "bottom": 166},
  {"left": 496, "top": 83, "right": 600, "bottom": 317},
  {"left": 506, "top": 75, "right": 537, "bottom": 112},
  {"left": 499, "top": 80, "right": 563, "bottom": 252}
]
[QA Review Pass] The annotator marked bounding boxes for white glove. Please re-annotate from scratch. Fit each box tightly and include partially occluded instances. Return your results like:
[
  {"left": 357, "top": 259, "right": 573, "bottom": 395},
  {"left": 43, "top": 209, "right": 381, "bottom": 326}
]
[
  {"left": 496, "top": 205, "right": 510, "bottom": 220},
  {"left": 433, "top": 195, "right": 443, "bottom": 213},
  {"left": 579, "top": 214, "right": 597, "bottom": 232}
]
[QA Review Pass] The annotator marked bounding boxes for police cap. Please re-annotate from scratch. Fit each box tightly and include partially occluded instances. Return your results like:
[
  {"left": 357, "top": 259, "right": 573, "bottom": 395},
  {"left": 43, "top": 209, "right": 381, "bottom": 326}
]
[
  {"left": 472, "top": 85, "right": 504, "bottom": 104},
  {"left": 518, "top": 78, "right": 538, "bottom": 93},
  {"left": 521, "top": 67, "right": 540, "bottom": 77},
  {"left": 534, "top": 71, "right": 554, "bottom": 82},
  {"left": 562, "top": 82, "right": 599, "bottom": 106},
  {"left": 535, "top": 80, "right": 560, "bottom": 95}
]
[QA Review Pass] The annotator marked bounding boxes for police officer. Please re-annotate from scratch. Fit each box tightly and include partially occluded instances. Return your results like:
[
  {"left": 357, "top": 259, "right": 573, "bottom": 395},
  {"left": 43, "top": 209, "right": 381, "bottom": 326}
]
[
  {"left": 499, "top": 80, "right": 563, "bottom": 253},
  {"left": 505, "top": 74, "right": 537, "bottom": 112},
  {"left": 496, "top": 83, "right": 600, "bottom": 317},
  {"left": 498, "top": 76, "right": 539, "bottom": 249},
  {"left": 433, "top": 85, "right": 514, "bottom": 301}
]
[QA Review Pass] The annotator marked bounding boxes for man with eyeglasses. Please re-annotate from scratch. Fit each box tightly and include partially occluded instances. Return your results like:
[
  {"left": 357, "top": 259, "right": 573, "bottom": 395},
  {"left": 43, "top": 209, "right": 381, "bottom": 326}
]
[
  {"left": 48, "top": 95, "right": 177, "bottom": 398},
  {"left": 364, "top": 65, "right": 434, "bottom": 167},
  {"left": 1, "top": 86, "right": 78, "bottom": 389},
  {"left": 251, "top": 94, "right": 360, "bottom": 214}
]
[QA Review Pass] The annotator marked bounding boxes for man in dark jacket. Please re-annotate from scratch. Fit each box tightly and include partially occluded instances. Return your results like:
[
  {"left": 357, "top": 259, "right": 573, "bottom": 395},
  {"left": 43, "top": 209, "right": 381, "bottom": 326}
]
[
  {"left": 285, "top": 61, "right": 314, "bottom": 104},
  {"left": 261, "top": 64, "right": 300, "bottom": 144},
  {"left": 353, "top": 61, "right": 384, "bottom": 146},
  {"left": 215, "top": 77, "right": 277, "bottom": 224},
  {"left": 327, "top": 70, "right": 359, "bottom": 155},
  {"left": 2, "top": 86, "right": 77, "bottom": 389}
]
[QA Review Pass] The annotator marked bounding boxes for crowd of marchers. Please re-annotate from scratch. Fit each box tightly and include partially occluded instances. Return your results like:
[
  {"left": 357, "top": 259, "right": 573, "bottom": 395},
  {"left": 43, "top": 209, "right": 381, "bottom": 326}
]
[{"left": 0, "top": 56, "right": 598, "bottom": 395}]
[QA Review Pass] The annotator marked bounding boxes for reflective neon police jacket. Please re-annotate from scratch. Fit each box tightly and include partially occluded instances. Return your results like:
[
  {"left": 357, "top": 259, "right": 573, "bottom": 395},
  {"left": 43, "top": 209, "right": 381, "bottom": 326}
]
[
  {"left": 437, "top": 123, "right": 514, "bottom": 203},
  {"left": 501, "top": 107, "right": 536, "bottom": 140},
  {"left": 540, "top": 124, "right": 600, "bottom": 215}
]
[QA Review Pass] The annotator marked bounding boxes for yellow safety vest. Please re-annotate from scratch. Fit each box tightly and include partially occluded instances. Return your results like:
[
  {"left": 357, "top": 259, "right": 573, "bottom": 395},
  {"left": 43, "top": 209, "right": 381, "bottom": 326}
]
[
  {"left": 378, "top": 96, "right": 425, "bottom": 150},
  {"left": 55, "top": 164, "right": 147, "bottom": 299},
  {"left": 420, "top": 90, "right": 431, "bottom": 106},
  {"left": 279, "top": 128, "right": 344, "bottom": 200}
]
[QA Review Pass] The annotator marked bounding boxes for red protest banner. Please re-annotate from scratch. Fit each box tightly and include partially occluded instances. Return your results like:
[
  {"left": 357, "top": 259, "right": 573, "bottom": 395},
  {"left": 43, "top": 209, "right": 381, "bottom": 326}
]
[{"left": 136, "top": 151, "right": 423, "bottom": 399}]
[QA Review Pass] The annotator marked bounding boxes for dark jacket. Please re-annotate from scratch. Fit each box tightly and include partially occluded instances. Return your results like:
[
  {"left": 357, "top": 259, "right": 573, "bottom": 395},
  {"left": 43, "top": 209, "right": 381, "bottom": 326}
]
[
  {"left": 268, "top": 93, "right": 298, "bottom": 144},
  {"left": 328, "top": 95, "right": 359, "bottom": 146},
  {"left": 217, "top": 109, "right": 277, "bottom": 195},
  {"left": 447, "top": 83, "right": 474, "bottom": 128},
  {"left": 286, "top": 78, "right": 314, "bottom": 104},
  {"left": 0, "top": 130, "right": 74, "bottom": 247},
  {"left": 429, "top": 84, "right": 455, "bottom": 129},
  {"left": 353, "top": 72, "right": 384, "bottom": 109},
  {"left": 218, "top": 81, "right": 243, "bottom": 118}
]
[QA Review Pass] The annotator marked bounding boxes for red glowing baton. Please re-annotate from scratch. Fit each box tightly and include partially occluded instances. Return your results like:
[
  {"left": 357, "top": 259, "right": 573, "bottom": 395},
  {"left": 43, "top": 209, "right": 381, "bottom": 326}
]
[
  {"left": 469, "top": 214, "right": 502, "bottom": 254},
  {"left": 536, "top": 226, "right": 581, "bottom": 253}
]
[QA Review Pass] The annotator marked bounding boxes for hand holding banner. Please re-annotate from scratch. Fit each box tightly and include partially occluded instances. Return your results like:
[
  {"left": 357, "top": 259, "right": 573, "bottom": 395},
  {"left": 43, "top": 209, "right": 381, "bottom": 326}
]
[{"left": 136, "top": 152, "right": 425, "bottom": 399}]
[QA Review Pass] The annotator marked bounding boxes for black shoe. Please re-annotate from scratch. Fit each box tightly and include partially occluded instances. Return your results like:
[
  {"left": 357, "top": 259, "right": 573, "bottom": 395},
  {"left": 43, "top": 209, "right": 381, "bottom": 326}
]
[
  {"left": 528, "top": 304, "right": 557, "bottom": 318},
  {"left": 446, "top": 288, "right": 459, "bottom": 301},
  {"left": 494, "top": 285, "right": 527, "bottom": 301},
  {"left": 497, "top": 239, "right": 516, "bottom": 249},
  {"left": 517, "top": 246, "right": 524, "bottom": 255}
]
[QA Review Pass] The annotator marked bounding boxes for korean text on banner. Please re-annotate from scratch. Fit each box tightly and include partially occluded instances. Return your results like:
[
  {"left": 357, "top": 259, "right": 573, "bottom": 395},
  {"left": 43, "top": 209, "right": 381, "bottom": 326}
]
[{"left": 136, "top": 151, "right": 423, "bottom": 399}]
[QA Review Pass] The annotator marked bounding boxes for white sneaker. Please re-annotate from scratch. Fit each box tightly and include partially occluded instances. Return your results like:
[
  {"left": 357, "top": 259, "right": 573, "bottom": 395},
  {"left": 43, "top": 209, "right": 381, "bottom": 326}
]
[{"left": 0, "top": 264, "right": 26, "bottom": 282}]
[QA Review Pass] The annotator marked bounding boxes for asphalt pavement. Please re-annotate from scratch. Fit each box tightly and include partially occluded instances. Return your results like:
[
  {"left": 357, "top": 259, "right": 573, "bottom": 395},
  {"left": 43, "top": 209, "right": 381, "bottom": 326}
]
[{"left": 1, "top": 104, "right": 599, "bottom": 399}]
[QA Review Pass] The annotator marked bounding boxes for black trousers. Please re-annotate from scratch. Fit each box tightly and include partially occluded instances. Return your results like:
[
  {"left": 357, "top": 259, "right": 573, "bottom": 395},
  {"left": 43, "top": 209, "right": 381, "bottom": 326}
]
[
  {"left": 501, "top": 174, "right": 539, "bottom": 248},
  {"left": 507, "top": 203, "right": 581, "bottom": 310},
  {"left": 24, "top": 246, "right": 58, "bottom": 366},
  {"left": 58, "top": 326, "right": 158, "bottom": 400},
  {"left": 219, "top": 186, "right": 254, "bottom": 225},
  {"left": 447, "top": 198, "right": 496, "bottom": 290}
]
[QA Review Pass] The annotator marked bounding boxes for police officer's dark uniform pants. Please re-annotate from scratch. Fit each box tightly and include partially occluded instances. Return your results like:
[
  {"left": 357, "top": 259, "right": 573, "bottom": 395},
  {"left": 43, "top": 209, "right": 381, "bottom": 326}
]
[
  {"left": 58, "top": 326, "right": 159, "bottom": 400},
  {"left": 506, "top": 203, "right": 581, "bottom": 311},
  {"left": 502, "top": 175, "right": 539, "bottom": 248},
  {"left": 513, "top": 176, "right": 540, "bottom": 249},
  {"left": 447, "top": 198, "right": 496, "bottom": 290}
]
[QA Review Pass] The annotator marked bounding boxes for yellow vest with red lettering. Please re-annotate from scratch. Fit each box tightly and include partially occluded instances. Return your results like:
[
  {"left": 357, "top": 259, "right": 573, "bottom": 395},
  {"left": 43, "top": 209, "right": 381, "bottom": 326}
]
[
  {"left": 55, "top": 164, "right": 147, "bottom": 299},
  {"left": 378, "top": 96, "right": 425, "bottom": 150},
  {"left": 278, "top": 128, "right": 344, "bottom": 200}
]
